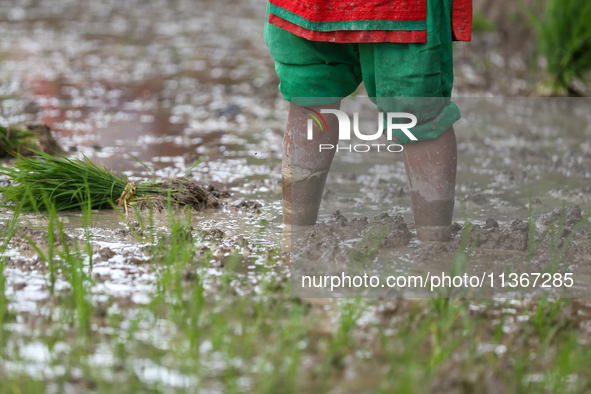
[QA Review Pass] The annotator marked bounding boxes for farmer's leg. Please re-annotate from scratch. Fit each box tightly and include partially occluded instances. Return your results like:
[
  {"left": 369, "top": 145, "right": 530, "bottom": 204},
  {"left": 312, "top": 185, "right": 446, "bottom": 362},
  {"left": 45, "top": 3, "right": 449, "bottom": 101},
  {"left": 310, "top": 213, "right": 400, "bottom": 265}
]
[
  {"left": 283, "top": 101, "right": 341, "bottom": 225},
  {"left": 402, "top": 126, "right": 457, "bottom": 241},
  {"left": 360, "top": 0, "right": 458, "bottom": 241},
  {"left": 264, "top": 12, "right": 362, "bottom": 226}
]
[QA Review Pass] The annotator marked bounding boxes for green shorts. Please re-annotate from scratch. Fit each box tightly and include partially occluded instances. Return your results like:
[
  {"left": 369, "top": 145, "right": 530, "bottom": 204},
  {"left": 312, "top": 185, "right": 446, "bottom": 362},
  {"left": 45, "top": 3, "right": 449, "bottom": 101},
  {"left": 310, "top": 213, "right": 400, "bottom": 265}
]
[{"left": 264, "top": 0, "right": 461, "bottom": 144}]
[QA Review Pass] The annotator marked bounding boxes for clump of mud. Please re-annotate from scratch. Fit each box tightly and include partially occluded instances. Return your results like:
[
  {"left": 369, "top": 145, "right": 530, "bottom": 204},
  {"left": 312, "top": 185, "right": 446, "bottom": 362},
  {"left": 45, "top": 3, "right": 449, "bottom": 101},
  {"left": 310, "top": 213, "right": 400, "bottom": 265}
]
[
  {"left": 12, "top": 226, "right": 73, "bottom": 247},
  {"left": 206, "top": 185, "right": 232, "bottom": 199},
  {"left": 0, "top": 124, "right": 64, "bottom": 158},
  {"left": 2, "top": 226, "right": 75, "bottom": 265},
  {"left": 136, "top": 178, "right": 224, "bottom": 212},
  {"left": 450, "top": 204, "right": 587, "bottom": 257},
  {"left": 292, "top": 211, "right": 411, "bottom": 270},
  {"left": 232, "top": 199, "right": 262, "bottom": 214},
  {"left": 368, "top": 212, "right": 413, "bottom": 248},
  {"left": 456, "top": 218, "right": 530, "bottom": 251},
  {"left": 444, "top": 204, "right": 590, "bottom": 275},
  {"left": 550, "top": 187, "right": 591, "bottom": 204},
  {"left": 24, "top": 125, "right": 64, "bottom": 156},
  {"left": 530, "top": 204, "right": 590, "bottom": 267},
  {"left": 292, "top": 205, "right": 590, "bottom": 288},
  {"left": 535, "top": 203, "right": 583, "bottom": 231},
  {"left": 163, "top": 178, "right": 221, "bottom": 210},
  {"left": 117, "top": 177, "right": 262, "bottom": 216}
]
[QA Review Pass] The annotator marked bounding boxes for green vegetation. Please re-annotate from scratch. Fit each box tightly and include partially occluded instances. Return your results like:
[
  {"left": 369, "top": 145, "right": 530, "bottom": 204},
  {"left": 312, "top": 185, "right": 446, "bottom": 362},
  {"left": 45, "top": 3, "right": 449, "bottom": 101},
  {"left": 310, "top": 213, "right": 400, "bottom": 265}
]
[
  {"left": 0, "top": 125, "right": 63, "bottom": 158},
  {"left": 472, "top": 12, "right": 496, "bottom": 33},
  {"left": 0, "top": 125, "right": 37, "bottom": 157},
  {"left": 0, "top": 198, "right": 588, "bottom": 393},
  {"left": 526, "top": 0, "right": 591, "bottom": 95},
  {"left": 0, "top": 151, "right": 163, "bottom": 212}
]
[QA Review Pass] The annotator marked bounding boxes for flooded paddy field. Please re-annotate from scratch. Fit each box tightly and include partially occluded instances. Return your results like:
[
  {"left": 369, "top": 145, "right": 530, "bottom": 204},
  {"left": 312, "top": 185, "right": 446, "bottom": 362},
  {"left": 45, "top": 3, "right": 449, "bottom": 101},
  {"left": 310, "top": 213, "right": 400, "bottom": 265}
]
[{"left": 1, "top": 0, "right": 591, "bottom": 392}]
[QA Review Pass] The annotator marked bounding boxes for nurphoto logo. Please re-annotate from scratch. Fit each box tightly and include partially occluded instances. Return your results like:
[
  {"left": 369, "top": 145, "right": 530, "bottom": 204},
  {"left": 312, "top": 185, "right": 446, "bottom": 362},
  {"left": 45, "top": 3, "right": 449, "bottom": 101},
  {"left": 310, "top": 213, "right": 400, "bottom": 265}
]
[{"left": 304, "top": 109, "right": 418, "bottom": 153}]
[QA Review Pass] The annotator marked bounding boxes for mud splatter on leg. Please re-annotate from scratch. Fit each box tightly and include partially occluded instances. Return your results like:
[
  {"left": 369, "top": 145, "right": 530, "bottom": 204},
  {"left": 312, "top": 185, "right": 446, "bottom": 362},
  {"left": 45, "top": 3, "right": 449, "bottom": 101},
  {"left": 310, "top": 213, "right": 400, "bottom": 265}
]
[
  {"left": 283, "top": 101, "right": 341, "bottom": 226},
  {"left": 402, "top": 126, "right": 457, "bottom": 242}
]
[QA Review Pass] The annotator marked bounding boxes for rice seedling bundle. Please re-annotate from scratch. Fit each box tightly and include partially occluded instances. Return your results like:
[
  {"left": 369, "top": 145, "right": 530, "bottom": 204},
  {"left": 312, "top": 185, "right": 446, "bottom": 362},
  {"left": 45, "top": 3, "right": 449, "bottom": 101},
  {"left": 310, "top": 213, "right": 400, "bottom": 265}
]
[
  {"left": 0, "top": 151, "right": 219, "bottom": 212},
  {"left": 526, "top": 0, "right": 591, "bottom": 95}
]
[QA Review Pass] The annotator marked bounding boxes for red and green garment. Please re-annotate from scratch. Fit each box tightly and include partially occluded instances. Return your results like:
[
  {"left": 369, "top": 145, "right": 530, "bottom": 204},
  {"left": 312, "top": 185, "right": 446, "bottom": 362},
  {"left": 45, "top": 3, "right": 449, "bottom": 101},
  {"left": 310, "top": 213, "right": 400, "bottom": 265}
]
[{"left": 268, "top": 0, "right": 472, "bottom": 43}]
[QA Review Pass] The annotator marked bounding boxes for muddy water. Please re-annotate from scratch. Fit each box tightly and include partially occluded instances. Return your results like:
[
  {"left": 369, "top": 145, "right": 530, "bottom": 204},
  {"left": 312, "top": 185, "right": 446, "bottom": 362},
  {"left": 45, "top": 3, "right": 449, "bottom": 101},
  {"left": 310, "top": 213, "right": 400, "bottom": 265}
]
[
  {"left": 0, "top": 0, "right": 286, "bottom": 234},
  {"left": 0, "top": 0, "right": 281, "bottom": 173},
  {"left": 0, "top": 0, "right": 290, "bottom": 347},
  {"left": 293, "top": 98, "right": 591, "bottom": 297},
  {"left": 317, "top": 98, "right": 591, "bottom": 223}
]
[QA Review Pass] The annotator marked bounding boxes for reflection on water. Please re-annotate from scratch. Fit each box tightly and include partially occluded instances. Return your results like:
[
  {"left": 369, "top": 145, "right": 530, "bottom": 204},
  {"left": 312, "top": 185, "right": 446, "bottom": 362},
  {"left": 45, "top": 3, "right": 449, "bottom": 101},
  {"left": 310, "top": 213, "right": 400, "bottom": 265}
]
[
  {"left": 322, "top": 97, "right": 591, "bottom": 228},
  {"left": 0, "top": 0, "right": 282, "bottom": 187}
]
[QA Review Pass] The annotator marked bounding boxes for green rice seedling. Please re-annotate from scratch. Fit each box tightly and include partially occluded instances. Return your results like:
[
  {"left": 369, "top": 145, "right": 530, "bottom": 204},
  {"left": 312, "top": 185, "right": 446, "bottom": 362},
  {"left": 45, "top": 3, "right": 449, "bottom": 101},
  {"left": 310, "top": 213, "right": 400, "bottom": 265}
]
[
  {"left": 137, "top": 206, "right": 312, "bottom": 393},
  {"left": 0, "top": 257, "right": 8, "bottom": 351},
  {"left": 150, "top": 208, "right": 196, "bottom": 303},
  {"left": 437, "top": 200, "right": 480, "bottom": 298},
  {"left": 330, "top": 299, "right": 364, "bottom": 353},
  {"left": 48, "top": 202, "right": 93, "bottom": 336},
  {"left": 439, "top": 220, "right": 477, "bottom": 298},
  {"left": 46, "top": 204, "right": 58, "bottom": 293},
  {"left": 0, "top": 198, "right": 22, "bottom": 256},
  {"left": 533, "top": 202, "right": 591, "bottom": 289},
  {"left": 205, "top": 269, "right": 307, "bottom": 393},
  {"left": 525, "top": 0, "right": 591, "bottom": 95},
  {"left": 79, "top": 180, "right": 97, "bottom": 272},
  {"left": 0, "top": 150, "right": 163, "bottom": 212},
  {"left": 547, "top": 202, "right": 567, "bottom": 270},
  {"left": 60, "top": 238, "right": 94, "bottom": 338},
  {"left": 0, "top": 376, "right": 47, "bottom": 394},
  {"left": 427, "top": 300, "right": 473, "bottom": 370},
  {"left": 0, "top": 203, "right": 24, "bottom": 349},
  {"left": 23, "top": 199, "right": 94, "bottom": 337},
  {"left": 368, "top": 298, "right": 475, "bottom": 392},
  {"left": 530, "top": 299, "right": 571, "bottom": 347},
  {"left": 20, "top": 195, "right": 64, "bottom": 294},
  {"left": 374, "top": 317, "right": 432, "bottom": 393},
  {"left": 313, "top": 298, "right": 365, "bottom": 388},
  {"left": 541, "top": 334, "right": 590, "bottom": 393}
]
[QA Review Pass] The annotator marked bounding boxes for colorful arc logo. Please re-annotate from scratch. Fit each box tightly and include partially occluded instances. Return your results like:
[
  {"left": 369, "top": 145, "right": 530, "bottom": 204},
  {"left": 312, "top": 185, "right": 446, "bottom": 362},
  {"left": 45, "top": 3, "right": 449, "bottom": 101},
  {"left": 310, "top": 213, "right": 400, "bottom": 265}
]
[{"left": 302, "top": 107, "right": 329, "bottom": 133}]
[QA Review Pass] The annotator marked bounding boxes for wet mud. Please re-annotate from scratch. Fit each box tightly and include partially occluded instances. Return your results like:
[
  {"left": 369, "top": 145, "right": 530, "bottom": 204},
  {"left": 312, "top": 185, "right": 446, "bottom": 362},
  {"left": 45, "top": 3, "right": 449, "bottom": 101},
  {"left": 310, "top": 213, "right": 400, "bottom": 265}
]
[
  {"left": 290, "top": 202, "right": 591, "bottom": 297},
  {"left": 142, "top": 178, "right": 222, "bottom": 212}
]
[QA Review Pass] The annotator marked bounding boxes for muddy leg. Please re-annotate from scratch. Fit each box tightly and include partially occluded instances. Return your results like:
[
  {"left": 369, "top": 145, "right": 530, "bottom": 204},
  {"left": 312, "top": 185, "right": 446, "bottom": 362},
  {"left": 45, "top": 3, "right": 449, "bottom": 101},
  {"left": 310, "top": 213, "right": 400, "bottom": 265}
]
[
  {"left": 402, "top": 126, "right": 457, "bottom": 242},
  {"left": 283, "top": 101, "right": 341, "bottom": 226}
]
